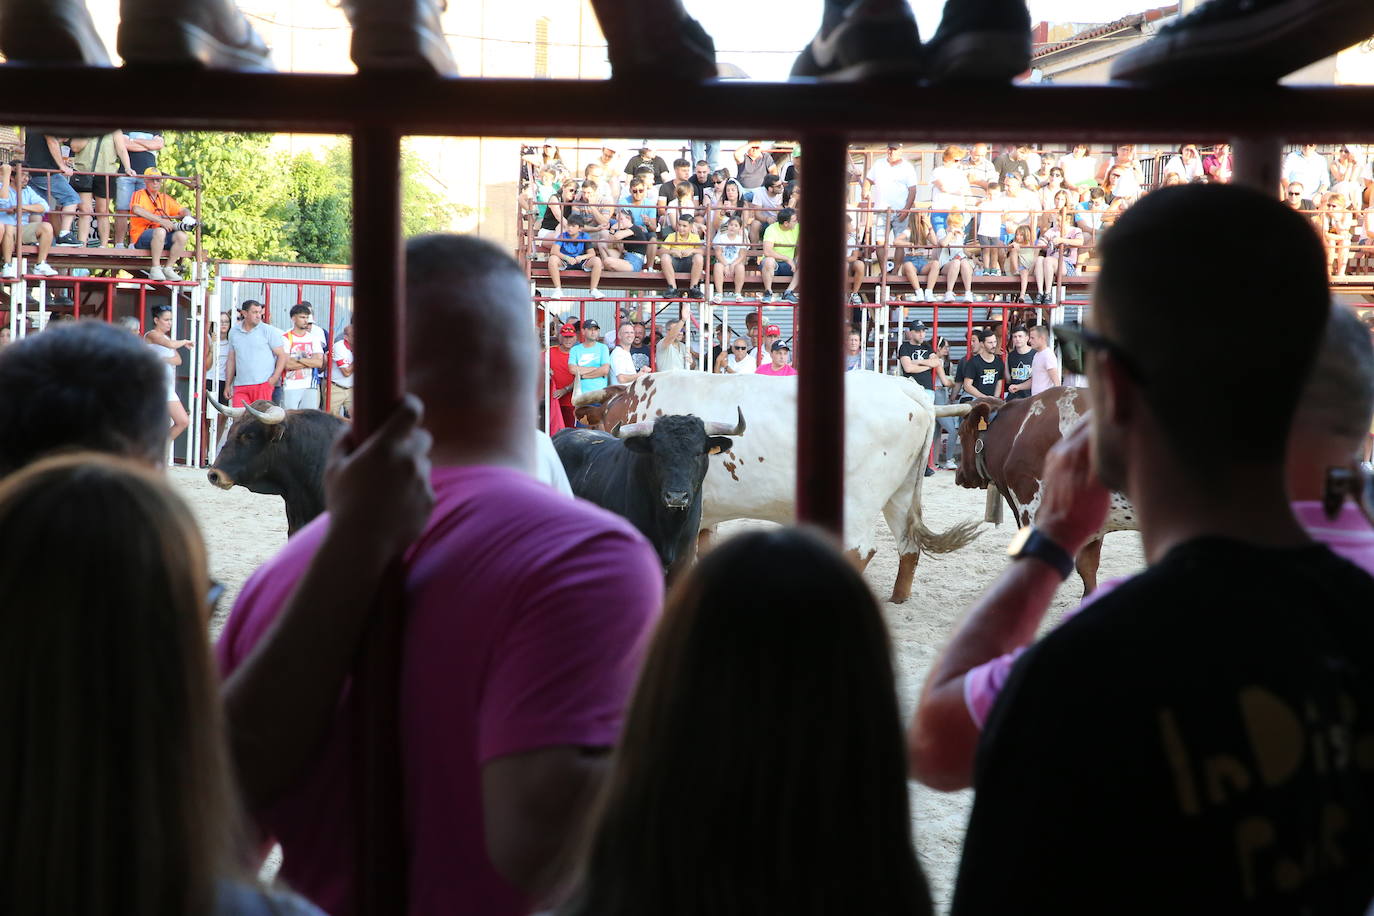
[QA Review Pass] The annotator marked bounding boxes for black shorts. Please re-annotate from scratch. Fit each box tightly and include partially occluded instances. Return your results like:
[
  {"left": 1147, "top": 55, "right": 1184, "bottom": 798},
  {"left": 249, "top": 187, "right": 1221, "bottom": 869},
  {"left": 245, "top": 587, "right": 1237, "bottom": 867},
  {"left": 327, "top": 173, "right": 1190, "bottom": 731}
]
[{"left": 670, "top": 255, "right": 696, "bottom": 273}]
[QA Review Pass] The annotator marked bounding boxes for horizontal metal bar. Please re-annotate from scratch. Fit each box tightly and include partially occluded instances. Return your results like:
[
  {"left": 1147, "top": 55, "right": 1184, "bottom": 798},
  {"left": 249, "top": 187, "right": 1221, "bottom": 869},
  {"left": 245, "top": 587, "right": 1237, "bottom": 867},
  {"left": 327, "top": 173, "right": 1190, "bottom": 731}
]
[{"left": 1, "top": 69, "right": 1372, "bottom": 141}]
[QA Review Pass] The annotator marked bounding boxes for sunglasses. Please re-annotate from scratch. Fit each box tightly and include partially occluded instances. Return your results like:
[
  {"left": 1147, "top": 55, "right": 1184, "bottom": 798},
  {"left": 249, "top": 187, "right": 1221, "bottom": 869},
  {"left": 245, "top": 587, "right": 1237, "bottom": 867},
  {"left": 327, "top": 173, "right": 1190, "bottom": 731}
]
[
  {"left": 732, "top": 345, "right": 747, "bottom": 351},
  {"left": 1323, "top": 464, "right": 1374, "bottom": 527},
  {"left": 1054, "top": 324, "right": 1147, "bottom": 383}
]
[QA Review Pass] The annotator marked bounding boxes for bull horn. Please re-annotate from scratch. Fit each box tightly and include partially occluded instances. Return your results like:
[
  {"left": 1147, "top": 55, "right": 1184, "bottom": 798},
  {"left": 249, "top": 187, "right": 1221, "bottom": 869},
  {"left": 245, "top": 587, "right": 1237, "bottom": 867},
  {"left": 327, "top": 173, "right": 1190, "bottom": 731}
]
[
  {"left": 208, "top": 399, "right": 246, "bottom": 419},
  {"left": 245, "top": 401, "right": 287, "bottom": 425},
  {"left": 704, "top": 407, "right": 746, "bottom": 437},
  {"left": 934, "top": 403, "right": 974, "bottom": 419},
  {"left": 614, "top": 419, "right": 656, "bottom": 439}
]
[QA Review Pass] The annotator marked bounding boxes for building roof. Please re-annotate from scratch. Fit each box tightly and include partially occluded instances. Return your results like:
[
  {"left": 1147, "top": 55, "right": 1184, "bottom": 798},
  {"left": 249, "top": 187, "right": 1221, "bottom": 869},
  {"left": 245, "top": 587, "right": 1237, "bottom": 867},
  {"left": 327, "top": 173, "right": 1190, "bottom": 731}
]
[{"left": 1032, "top": 6, "right": 1177, "bottom": 60}]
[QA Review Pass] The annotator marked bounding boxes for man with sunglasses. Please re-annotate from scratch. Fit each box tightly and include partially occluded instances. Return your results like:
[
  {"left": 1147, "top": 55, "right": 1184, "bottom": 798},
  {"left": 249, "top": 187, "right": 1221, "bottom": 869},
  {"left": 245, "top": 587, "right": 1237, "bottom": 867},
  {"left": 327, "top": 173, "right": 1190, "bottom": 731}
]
[
  {"left": 716, "top": 336, "right": 756, "bottom": 375},
  {"left": 936, "top": 184, "right": 1374, "bottom": 914}
]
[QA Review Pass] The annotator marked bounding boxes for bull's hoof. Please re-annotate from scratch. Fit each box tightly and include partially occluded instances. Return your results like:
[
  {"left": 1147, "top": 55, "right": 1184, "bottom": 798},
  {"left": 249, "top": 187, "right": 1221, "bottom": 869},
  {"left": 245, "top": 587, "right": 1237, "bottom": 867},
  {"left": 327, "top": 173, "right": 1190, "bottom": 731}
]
[{"left": 888, "top": 592, "right": 909, "bottom": 605}]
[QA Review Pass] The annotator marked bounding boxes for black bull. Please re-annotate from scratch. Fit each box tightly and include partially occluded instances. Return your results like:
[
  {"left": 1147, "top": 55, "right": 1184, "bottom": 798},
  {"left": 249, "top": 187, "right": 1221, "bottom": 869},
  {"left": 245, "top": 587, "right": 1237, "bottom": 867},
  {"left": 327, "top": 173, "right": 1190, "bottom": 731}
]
[
  {"left": 553, "top": 410, "right": 745, "bottom": 576},
  {"left": 207, "top": 399, "right": 347, "bottom": 535}
]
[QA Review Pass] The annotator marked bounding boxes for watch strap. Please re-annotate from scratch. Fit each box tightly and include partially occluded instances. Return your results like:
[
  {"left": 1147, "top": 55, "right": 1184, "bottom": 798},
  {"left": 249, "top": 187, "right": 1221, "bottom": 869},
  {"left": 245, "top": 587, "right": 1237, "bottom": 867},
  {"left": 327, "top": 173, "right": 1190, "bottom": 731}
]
[{"left": 1014, "top": 527, "right": 1075, "bottom": 581}]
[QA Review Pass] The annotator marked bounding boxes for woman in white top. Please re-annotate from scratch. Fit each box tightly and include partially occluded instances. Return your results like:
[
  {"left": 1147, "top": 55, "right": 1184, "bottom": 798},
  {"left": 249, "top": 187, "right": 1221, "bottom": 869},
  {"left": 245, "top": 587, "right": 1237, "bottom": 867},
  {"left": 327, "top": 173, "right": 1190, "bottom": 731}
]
[
  {"left": 203, "top": 309, "right": 230, "bottom": 403},
  {"left": 711, "top": 216, "right": 747, "bottom": 302},
  {"left": 136, "top": 306, "right": 193, "bottom": 443},
  {"left": 938, "top": 212, "right": 974, "bottom": 302}
]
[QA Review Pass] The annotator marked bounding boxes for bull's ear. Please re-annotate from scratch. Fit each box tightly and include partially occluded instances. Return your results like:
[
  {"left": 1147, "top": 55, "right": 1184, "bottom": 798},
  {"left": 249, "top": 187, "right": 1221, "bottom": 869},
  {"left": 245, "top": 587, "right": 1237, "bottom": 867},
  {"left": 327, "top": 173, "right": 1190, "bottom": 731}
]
[
  {"left": 705, "top": 436, "right": 733, "bottom": 455},
  {"left": 968, "top": 401, "right": 992, "bottom": 430},
  {"left": 622, "top": 437, "right": 653, "bottom": 454}
]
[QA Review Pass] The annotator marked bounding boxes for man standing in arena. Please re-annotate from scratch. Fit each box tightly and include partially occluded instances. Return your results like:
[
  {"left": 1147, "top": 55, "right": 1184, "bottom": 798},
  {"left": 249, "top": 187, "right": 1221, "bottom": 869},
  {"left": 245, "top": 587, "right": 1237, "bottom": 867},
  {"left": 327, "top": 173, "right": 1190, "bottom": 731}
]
[
  {"left": 218, "top": 235, "right": 662, "bottom": 916},
  {"left": 279, "top": 303, "right": 327, "bottom": 410},
  {"left": 942, "top": 185, "right": 1374, "bottom": 913},
  {"left": 897, "top": 320, "right": 938, "bottom": 388},
  {"left": 328, "top": 323, "right": 354, "bottom": 419},
  {"left": 1002, "top": 325, "right": 1034, "bottom": 400},
  {"left": 547, "top": 322, "right": 578, "bottom": 428},
  {"left": 224, "top": 299, "right": 286, "bottom": 408},
  {"left": 1028, "top": 323, "right": 1060, "bottom": 395},
  {"left": 959, "top": 328, "right": 1005, "bottom": 400}
]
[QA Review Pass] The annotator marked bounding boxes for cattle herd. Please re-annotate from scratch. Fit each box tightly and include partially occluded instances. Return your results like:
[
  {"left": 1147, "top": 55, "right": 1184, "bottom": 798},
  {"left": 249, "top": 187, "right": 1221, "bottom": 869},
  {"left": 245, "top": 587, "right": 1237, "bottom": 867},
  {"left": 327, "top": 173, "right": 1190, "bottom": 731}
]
[{"left": 204, "top": 377, "right": 1137, "bottom": 595}]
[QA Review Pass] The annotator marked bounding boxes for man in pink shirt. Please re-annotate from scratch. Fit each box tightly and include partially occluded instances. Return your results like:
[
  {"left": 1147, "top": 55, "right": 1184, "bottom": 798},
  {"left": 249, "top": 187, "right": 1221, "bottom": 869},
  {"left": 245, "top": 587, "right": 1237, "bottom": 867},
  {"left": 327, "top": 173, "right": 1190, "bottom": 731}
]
[
  {"left": 1028, "top": 323, "right": 1060, "bottom": 394},
  {"left": 909, "top": 303, "right": 1374, "bottom": 789},
  {"left": 755, "top": 339, "right": 797, "bottom": 376},
  {"left": 217, "top": 235, "right": 663, "bottom": 916}
]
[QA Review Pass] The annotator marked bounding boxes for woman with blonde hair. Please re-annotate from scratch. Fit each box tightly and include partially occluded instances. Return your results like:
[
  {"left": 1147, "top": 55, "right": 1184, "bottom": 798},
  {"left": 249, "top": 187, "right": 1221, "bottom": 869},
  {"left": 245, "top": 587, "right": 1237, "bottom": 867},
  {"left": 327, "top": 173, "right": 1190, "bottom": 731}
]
[
  {"left": 560, "top": 527, "right": 933, "bottom": 916},
  {"left": 0, "top": 454, "right": 324, "bottom": 915}
]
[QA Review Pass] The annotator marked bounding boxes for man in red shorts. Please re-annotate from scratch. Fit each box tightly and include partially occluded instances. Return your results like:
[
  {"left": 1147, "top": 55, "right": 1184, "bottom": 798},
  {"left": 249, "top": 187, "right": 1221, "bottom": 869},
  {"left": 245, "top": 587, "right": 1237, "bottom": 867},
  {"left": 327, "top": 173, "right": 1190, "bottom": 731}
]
[{"left": 224, "top": 299, "right": 286, "bottom": 408}]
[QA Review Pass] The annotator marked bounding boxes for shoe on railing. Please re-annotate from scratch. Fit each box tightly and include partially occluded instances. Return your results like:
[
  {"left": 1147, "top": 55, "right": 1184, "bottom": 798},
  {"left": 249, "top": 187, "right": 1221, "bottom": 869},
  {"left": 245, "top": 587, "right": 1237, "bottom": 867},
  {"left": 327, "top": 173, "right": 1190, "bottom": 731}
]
[
  {"left": 924, "top": 0, "right": 1031, "bottom": 83},
  {"left": 594, "top": 0, "right": 716, "bottom": 81},
  {"left": 117, "top": 0, "right": 271, "bottom": 70},
  {"left": 337, "top": 0, "right": 456, "bottom": 76},
  {"left": 0, "top": 0, "right": 111, "bottom": 65},
  {"left": 791, "top": 0, "right": 924, "bottom": 80},
  {"left": 1110, "top": 0, "right": 1374, "bottom": 84}
]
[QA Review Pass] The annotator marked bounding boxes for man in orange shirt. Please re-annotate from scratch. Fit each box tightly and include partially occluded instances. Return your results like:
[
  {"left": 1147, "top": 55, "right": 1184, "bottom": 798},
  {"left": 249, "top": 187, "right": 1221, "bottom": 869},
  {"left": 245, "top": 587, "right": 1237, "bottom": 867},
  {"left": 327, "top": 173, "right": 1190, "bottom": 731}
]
[{"left": 129, "top": 167, "right": 190, "bottom": 281}]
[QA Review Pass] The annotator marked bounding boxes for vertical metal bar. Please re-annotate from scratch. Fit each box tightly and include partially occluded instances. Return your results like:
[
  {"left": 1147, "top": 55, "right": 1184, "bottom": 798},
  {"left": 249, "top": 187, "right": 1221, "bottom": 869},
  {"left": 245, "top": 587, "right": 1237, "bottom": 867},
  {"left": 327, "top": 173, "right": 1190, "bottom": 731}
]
[
  {"left": 796, "top": 132, "right": 846, "bottom": 536},
  {"left": 350, "top": 126, "right": 407, "bottom": 916},
  {"left": 326, "top": 287, "right": 338, "bottom": 415},
  {"left": 1232, "top": 136, "right": 1282, "bottom": 195}
]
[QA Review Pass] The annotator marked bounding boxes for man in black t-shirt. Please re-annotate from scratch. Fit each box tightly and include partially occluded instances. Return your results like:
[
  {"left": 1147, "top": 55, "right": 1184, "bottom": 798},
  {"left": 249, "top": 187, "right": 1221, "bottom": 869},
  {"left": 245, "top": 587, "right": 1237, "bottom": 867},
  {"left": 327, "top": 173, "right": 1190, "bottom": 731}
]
[
  {"left": 656, "top": 158, "right": 698, "bottom": 213},
  {"left": 1003, "top": 325, "right": 1034, "bottom": 400},
  {"left": 688, "top": 160, "right": 712, "bottom": 202},
  {"left": 896, "top": 320, "right": 937, "bottom": 388},
  {"left": 624, "top": 143, "right": 669, "bottom": 186},
  {"left": 23, "top": 129, "right": 79, "bottom": 243},
  {"left": 959, "top": 328, "right": 1005, "bottom": 400},
  {"left": 925, "top": 184, "right": 1374, "bottom": 916}
]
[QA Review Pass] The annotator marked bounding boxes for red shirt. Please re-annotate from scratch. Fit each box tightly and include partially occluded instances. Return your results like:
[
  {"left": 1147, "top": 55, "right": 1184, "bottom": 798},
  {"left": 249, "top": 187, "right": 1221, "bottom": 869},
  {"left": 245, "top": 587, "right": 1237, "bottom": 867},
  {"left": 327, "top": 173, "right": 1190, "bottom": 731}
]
[{"left": 548, "top": 346, "right": 574, "bottom": 404}]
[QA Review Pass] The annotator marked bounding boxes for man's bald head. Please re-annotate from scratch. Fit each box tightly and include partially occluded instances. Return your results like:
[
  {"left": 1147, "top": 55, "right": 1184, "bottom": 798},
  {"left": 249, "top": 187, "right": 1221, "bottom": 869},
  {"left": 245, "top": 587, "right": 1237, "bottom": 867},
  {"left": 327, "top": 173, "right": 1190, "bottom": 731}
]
[
  {"left": 1296, "top": 306, "right": 1374, "bottom": 447},
  {"left": 404, "top": 234, "right": 535, "bottom": 423}
]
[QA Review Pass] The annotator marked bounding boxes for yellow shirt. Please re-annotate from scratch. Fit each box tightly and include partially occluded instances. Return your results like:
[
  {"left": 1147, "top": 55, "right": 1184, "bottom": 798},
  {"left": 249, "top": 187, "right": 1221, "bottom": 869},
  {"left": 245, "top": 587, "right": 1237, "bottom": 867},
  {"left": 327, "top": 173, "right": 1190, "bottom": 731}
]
[{"left": 663, "top": 231, "right": 701, "bottom": 258}]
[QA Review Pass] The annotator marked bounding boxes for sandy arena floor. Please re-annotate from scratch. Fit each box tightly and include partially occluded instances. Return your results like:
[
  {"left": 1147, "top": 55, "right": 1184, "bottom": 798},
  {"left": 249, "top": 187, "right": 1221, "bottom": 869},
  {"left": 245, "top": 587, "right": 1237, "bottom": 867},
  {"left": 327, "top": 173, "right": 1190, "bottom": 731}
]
[{"left": 169, "top": 465, "right": 1145, "bottom": 912}]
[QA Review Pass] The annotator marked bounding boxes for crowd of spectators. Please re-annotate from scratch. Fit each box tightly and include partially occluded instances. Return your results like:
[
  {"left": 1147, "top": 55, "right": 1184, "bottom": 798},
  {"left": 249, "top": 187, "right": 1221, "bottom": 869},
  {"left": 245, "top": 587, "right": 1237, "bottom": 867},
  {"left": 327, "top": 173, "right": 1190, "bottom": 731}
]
[{"left": 523, "top": 140, "right": 1374, "bottom": 306}]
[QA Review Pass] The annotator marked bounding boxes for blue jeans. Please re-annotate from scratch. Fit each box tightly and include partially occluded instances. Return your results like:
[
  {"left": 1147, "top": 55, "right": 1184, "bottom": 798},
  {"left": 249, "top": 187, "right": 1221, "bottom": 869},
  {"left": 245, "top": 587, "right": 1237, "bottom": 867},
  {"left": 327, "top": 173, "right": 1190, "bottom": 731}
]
[
  {"left": 934, "top": 385, "right": 961, "bottom": 459},
  {"left": 29, "top": 172, "right": 78, "bottom": 209},
  {"left": 689, "top": 140, "right": 719, "bottom": 171}
]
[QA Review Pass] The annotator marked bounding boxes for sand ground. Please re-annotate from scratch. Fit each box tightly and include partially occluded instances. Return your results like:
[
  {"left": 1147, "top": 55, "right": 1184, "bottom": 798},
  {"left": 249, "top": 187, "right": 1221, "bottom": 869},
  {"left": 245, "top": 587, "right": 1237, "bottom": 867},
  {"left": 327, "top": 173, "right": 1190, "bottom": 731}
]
[{"left": 170, "top": 466, "right": 1144, "bottom": 912}]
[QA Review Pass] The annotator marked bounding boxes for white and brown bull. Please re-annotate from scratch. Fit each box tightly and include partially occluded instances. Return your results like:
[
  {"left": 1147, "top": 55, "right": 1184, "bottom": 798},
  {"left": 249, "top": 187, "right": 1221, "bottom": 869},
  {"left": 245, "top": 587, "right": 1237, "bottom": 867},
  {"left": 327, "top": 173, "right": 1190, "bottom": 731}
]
[
  {"left": 954, "top": 386, "right": 1138, "bottom": 594},
  {"left": 577, "top": 371, "right": 980, "bottom": 603}
]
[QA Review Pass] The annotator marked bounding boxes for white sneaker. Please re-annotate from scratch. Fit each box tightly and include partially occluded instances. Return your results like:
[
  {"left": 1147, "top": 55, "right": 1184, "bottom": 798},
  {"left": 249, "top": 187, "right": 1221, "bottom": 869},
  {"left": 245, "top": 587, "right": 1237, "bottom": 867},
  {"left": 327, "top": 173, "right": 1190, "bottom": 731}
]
[
  {"left": 163, "top": 265, "right": 183, "bottom": 281},
  {"left": 589, "top": 289, "right": 604, "bottom": 299},
  {"left": 1, "top": 263, "right": 15, "bottom": 279},
  {"left": 942, "top": 459, "right": 958, "bottom": 470},
  {"left": 32, "top": 261, "right": 57, "bottom": 277},
  {"left": 923, "top": 288, "right": 934, "bottom": 302},
  {"left": 710, "top": 293, "right": 723, "bottom": 304},
  {"left": 943, "top": 291, "right": 955, "bottom": 302},
  {"left": 149, "top": 266, "right": 166, "bottom": 281},
  {"left": 958, "top": 293, "right": 971, "bottom": 303}
]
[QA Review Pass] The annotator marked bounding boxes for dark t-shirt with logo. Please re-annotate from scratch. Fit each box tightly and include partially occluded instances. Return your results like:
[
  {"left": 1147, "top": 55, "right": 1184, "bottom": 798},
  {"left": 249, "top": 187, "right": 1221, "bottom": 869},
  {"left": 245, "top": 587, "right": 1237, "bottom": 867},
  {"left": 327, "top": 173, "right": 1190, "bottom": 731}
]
[
  {"left": 954, "top": 538, "right": 1374, "bottom": 915},
  {"left": 1006, "top": 348, "right": 1034, "bottom": 399},
  {"left": 897, "top": 341, "right": 934, "bottom": 388},
  {"left": 965, "top": 353, "right": 1006, "bottom": 397}
]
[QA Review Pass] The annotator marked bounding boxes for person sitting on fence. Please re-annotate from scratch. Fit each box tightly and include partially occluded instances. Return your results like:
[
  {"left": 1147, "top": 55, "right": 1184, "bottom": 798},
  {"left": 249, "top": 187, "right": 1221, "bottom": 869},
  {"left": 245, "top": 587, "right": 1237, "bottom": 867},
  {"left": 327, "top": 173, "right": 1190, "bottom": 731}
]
[
  {"left": 1037, "top": 191, "right": 1082, "bottom": 304},
  {"left": 557, "top": 527, "right": 932, "bottom": 916},
  {"left": 747, "top": 173, "right": 785, "bottom": 247},
  {"left": 937, "top": 212, "right": 974, "bottom": 302},
  {"left": 713, "top": 178, "right": 747, "bottom": 233},
  {"left": 549, "top": 214, "right": 606, "bottom": 300},
  {"left": 899, "top": 212, "right": 940, "bottom": 303},
  {"left": 845, "top": 214, "right": 867, "bottom": 305},
  {"left": 1008, "top": 224, "right": 1039, "bottom": 304},
  {"left": 129, "top": 167, "right": 191, "bottom": 281},
  {"left": 760, "top": 207, "right": 799, "bottom": 304},
  {"left": 974, "top": 185, "right": 1006, "bottom": 276},
  {"left": 0, "top": 162, "right": 57, "bottom": 277},
  {"left": 660, "top": 215, "right": 704, "bottom": 300}
]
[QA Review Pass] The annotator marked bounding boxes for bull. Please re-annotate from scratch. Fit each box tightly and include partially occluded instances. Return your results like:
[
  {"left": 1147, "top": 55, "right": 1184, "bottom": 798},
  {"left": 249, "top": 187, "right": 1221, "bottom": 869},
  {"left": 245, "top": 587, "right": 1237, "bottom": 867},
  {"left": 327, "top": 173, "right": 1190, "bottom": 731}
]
[
  {"left": 206, "top": 399, "right": 346, "bottom": 535},
  {"left": 554, "top": 409, "right": 746, "bottom": 577},
  {"left": 575, "top": 372, "right": 980, "bottom": 603},
  {"left": 954, "top": 386, "right": 1138, "bottom": 594}
]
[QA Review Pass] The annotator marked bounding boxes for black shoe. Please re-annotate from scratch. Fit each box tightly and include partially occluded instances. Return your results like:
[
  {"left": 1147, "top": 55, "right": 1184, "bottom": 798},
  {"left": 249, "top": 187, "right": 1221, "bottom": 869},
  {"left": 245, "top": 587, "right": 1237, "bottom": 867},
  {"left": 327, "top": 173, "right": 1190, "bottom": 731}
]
[
  {"left": 1110, "top": 0, "right": 1374, "bottom": 84},
  {"left": 687, "top": 286, "right": 703, "bottom": 299},
  {"left": 55, "top": 231, "right": 78, "bottom": 245},
  {"left": 924, "top": 466, "right": 936, "bottom": 477},
  {"left": 85, "top": 238, "right": 100, "bottom": 248},
  {"left": 663, "top": 287, "right": 680, "bottom": 299},
  {"left": 339, "top": 0, "right": 456, "bottom": 75},
  {"left": 781, "top": 290, "right": 799, "bottom": 303},
  {"left": 925, "top": 0, "right": 1031, "bottom": 84},
  {"left": 50, "top": 292, "right": 74, "bottom": 307},
  {"left": 118, "top": 0, "right": 272, "bottom": 71},
  {"left": 791, "top": 0, "right": 924, "bottom": 80},
  {"left": 597, "top": 1, "right": 716, "bottom": 81},
  {"left": 0, "top": 0, "right": 112, "bottom": 65}
]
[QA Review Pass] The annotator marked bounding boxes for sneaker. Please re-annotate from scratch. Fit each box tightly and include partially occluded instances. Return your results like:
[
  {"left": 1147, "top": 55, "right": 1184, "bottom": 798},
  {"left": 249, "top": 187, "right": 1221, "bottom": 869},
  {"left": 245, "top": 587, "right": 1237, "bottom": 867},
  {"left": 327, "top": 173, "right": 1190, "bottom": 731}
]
[
  {"left": 790, "top": 0, "right": 924, "bottom": 80},
  {"left": 0, "top": 0, "right": 112, "bottom": 65},
  {"left": 149, "top": 266, "right": 167, "bottom": 281},
  {"left": 55, "top": 231, "right": 78, "bottom": 245},
  {"left": 339, "top": 0, "right": 456, "bottom": 75},
  {"left": 849, "top": 292, "right": 864, "bottom": 305},
  {"left": 1110, "top": 0, "right": 1374, "bottom": 84},
  {"left": 710, "top": 292, "right": 723, "bottom": 304},
  {"left": 923, "top": 288, "right": 934, "bottom": 302},
  {"left": 687, "top": 287, "right": 704, "bottom": 299},
  {"left": 118, "top": 0, "right": 273, "bottom": 70},
  {"left": 781, "top": 290, "right": 799, "bottom": 303},
  {"left": 1, "top": 264, "right": 14, "bottom": 279},
  {"left": 942, "top": 459, "right": 959, "bottom": 470},
  {"left": 663, "top": 287, "right": 680, "bottom": 299},
  {"left": 85, "top": 238, "right": 101, "bottom": 248},
  {"left": 900, "top": 293, "right": 918, "bottom": 302},
  {"left": 924, "top": 0, "right": 1031, "bottom": 84},
  {"left": 958, "top": 293, "right": 972, "bottom": 303},
  {"left": 943, "top": 291, "right": 955, "bottom": 302},
  {"left": 761, "top": 291, "right": 778, "bottom": 303},
  {"left": 924, "top": 466, "right": 936, "bottom": 477},
  {"left": 589, "top": 289, "right": 605, "bottom": 299},
  {"left": 598, "top": 0, "right": 716, "bottom": 81},
  {"left": 163, "top": 265, "right": 183, "bottom": 281},
  {"left": 31, "top": 261, "right": 58, "bottom": 276},
  {"left": 50, "top": 291, "right": 73, "bottom": 307}
]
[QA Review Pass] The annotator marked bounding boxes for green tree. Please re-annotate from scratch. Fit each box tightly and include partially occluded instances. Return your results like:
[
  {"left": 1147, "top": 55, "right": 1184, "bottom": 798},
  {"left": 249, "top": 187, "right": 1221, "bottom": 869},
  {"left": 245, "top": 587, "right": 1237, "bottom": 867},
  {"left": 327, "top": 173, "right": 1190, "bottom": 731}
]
[
  {"left": 285, "top": 150, "right": 351, "bottom": 265},
  {"left": 159, "top": 131, "right": 296, "bottom": 262},
  {"left": 399, "top": 142, "right": 464, "bottom": 238}
]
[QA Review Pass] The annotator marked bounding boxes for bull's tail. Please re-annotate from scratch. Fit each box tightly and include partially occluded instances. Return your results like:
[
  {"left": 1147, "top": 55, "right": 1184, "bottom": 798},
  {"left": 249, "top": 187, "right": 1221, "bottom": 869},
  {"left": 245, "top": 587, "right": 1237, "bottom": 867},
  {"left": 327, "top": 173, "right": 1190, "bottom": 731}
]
[{"left": 903, "top": 403, "right": 982, "bottom": 555}]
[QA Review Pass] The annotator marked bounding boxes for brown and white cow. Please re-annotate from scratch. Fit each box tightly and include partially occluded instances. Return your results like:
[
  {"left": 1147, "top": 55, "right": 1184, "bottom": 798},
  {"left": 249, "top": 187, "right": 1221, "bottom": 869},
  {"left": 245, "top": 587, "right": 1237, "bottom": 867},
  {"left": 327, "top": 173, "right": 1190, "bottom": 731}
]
[{"left": 953, "top": 386, "right": 1137, "bottom": 594}]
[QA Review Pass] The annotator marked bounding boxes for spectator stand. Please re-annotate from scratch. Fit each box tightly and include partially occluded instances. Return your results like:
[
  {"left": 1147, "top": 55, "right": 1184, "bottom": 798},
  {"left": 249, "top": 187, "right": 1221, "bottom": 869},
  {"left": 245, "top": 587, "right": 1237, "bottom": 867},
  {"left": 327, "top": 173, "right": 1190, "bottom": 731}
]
[{"left": 210, "top": 260, "right": 354, "bottom": 463}]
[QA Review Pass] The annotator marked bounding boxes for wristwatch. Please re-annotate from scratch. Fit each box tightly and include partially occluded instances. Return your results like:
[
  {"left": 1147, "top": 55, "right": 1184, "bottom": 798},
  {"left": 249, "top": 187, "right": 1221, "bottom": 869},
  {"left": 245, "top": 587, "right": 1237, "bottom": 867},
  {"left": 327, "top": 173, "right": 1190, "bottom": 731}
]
[{"left": 1006, "top": 525, "right": 1074, "bottom": 581}]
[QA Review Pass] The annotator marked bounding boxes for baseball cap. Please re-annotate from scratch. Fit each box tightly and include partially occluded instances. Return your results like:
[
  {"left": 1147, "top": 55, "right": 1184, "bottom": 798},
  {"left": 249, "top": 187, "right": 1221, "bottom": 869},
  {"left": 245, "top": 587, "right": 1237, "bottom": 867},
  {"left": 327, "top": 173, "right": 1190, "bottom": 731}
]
[
  {"left": 583, "top": 319, "right": 600, "bottom": 329},
  {"left": 886, "top": 141, "right": 901, "bottom": 149},
  {"left": 601, "top": 140, "right": 617, "bottom": 151},
  {"left": 559, "top": 323, "right": 576, "bottom": 336},
  {"left": 765, "top": 324, "right": 781, "bottom": 335},
  {"left": 543, "top": 138, "right": 557, "bottom": 146},
  {"left": 141, "top": 167, "right": 163, "bottom": 177},
  {"left": 907, "top": 320, "right": 927, "bottom": 331},
  {"left": 770, "top": 340, "right": 791, "bottom": 352}
]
